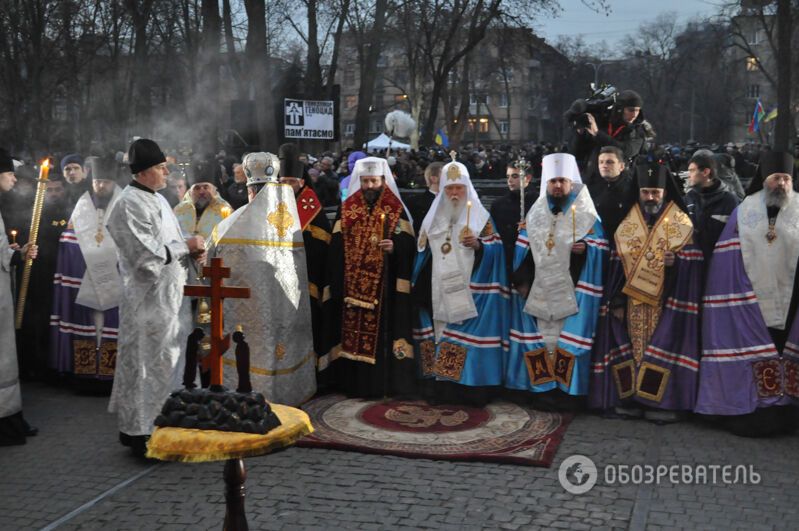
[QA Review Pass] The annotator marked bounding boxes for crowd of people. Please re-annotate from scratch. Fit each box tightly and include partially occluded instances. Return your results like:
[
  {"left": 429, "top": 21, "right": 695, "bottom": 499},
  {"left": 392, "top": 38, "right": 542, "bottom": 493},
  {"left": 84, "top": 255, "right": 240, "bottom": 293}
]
[{"left": 2, "top": 89, "right": 799, "bottom": 456}]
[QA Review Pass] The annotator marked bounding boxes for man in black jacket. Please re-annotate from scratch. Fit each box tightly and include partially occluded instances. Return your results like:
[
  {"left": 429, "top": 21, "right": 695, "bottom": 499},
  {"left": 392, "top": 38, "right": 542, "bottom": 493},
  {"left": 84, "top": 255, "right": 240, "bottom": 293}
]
[
  {"left": 406, "top": 161, "right": 442, "bottom": 236},
  {"left": 490, "top": 160, "right": 537, "bottom": 275},
  {"left": 587, "top": 146, "right": 638, "bottom": 239},
  {"left": 684, "top": 152, "right": 739, "bottom": 267},
  {"left": 572, "top": 89, "right": 649, "bottom": 180}
]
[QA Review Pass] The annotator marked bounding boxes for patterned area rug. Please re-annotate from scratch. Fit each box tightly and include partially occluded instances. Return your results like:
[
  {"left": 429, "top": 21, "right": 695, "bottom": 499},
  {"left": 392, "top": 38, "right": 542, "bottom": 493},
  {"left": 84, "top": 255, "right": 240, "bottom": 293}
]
[{"left": 297, "top": 394, "right": 572, "bottom": 467}]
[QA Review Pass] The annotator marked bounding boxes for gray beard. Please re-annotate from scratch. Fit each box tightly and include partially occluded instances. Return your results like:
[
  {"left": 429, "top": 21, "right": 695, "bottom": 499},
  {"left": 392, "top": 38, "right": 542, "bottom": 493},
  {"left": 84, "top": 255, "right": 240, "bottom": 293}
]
[
  {"left": 765, "top": 187, "right": 790, "bottom": 209},
  {"left": 194, "top": 197, "right": 210, "bottom": 209},
  {"left": 641, "top": 200, "right": 662, "bottom": 215}
]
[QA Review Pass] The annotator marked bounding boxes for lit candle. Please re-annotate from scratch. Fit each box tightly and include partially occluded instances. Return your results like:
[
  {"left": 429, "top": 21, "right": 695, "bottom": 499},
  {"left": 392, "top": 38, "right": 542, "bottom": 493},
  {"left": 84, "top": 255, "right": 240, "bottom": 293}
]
[
  {"left": 220, "top": 206, "right": 232, "bottom": 219},
  {"left": 380, "top": 212, "right": 386, "bottom": 240},
  {"left": 39, "top": 158, "right": 50, "bottom": 181},
  {"left": 466, "top": 200, "right": 472, "bottom": 228},
  {"left": 10, "top": 230, "right": 17, "bottom": 245},
  {"left": 571, "top": 205, "right": 576, "bottom": 243},
  {"left": 664, "top": 217, "right": 670, "bottom": 249}
]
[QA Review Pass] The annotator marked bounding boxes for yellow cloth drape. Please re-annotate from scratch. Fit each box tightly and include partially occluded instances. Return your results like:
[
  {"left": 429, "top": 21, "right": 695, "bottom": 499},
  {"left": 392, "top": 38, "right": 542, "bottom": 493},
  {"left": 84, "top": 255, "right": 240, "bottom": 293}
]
[{"left": 146, "top": 404, "right": 313, "bottom": 463}]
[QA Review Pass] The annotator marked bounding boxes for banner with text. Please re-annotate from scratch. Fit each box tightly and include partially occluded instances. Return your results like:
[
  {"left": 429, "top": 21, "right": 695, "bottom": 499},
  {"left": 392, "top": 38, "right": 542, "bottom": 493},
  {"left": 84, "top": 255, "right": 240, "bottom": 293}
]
[{"left": 284, "top": 99, "right": 335, "bottom": 140}]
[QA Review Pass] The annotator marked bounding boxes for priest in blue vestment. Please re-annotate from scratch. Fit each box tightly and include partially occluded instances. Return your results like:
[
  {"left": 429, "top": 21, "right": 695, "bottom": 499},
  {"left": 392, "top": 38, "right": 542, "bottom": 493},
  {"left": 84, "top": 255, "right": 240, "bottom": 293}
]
[
  {"left": 505, "top": 153, "right": 607, "bottom": 411},
  {"left": 412, "top": 160, "right": 509, "bottom": 406}
]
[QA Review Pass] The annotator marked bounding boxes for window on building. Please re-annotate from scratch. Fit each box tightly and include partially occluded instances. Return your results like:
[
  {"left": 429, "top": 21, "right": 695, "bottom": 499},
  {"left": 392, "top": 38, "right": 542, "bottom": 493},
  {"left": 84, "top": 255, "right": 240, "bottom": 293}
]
[
  {"left": 746, "top": 57, "right": 758, "bottom": 72},
  {"left": 344, "top": 123, "right": 355, "bottom": 136},
  {"left": 499, "top": 120, "right": 509, "bottom": 134},
  {"left": 370, "top": 120, "right": 382, "bottom": 134},
  {"left": 394, "top": 69, "right": 408, "bottom": 85},
  {"left": 749, "top": 29, "right": 765, "bottom": 45},
  {"left": 394, "top": 94, "right": 409, "bottom": 104},
  {"left": 52, "top": 99, "right": 68, "bottom": 122},
  {"left": 499, "top": 93, "right": 509, "bottom": 108},
  {"left": 747, "top": 84, "right": 760, "bottom": 98},
  {"left": 499, "top": 66, "right": 514, "bottom": 81},
  {"left": 470, "top": 93, "right": 488, "bottom": 105},
  {"left": 345, "top": 95, "right": 357, "bottom": 110},
  {"left": 467, "top": 118, "right": 490, "bottom": 133}
]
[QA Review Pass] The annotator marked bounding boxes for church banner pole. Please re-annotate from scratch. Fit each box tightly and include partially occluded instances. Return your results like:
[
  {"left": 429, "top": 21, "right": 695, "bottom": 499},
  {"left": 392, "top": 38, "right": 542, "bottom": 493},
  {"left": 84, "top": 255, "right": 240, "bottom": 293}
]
[
  {"left": 380, "top": 213, "right": 390, "bottom": 398},
  {"left": 517, "top": 158, "right": 529, "bottom": 231},
  {"left": 15, "top": 158, "right": 50, "bottom": 329}
]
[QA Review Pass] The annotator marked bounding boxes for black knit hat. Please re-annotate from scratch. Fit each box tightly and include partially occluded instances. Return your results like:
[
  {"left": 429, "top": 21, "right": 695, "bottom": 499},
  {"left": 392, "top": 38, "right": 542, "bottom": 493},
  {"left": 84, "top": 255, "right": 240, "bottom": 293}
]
[
  {"left": 617, "top": 90, "right": 643, "bottom": 108},
  {"left": 60, "top": 153, "right": 84, "bottom": 172},
  {"left": 278, "top": 143, "right": 305, "bottom": 179},
  {"left": 128, "top": 138, "right": 166, "bottom": 174},
  {"left": 0, "top": 148, "right": 14, "bottom": 174}
]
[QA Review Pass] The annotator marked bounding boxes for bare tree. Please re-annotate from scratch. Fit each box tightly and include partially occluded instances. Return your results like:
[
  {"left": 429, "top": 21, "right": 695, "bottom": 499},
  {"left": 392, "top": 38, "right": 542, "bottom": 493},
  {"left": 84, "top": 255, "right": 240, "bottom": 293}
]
[{"left": 244, "top": 0, "right": 277, "bottom": 149}]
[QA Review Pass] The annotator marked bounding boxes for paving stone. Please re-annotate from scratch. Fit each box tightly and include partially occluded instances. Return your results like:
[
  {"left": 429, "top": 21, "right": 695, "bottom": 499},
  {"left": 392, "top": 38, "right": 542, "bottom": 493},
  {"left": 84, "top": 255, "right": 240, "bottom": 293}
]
[{"left": 2, "top": 383, "right": 799, "bottom": 530}]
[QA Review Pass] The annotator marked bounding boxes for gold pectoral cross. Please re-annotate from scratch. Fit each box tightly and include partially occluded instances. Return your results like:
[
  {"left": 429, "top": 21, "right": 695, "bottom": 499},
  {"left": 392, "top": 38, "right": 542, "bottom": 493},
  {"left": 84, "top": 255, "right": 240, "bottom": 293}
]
[{"left": 545, "top": 217, "right": 558, "bottom": 255}]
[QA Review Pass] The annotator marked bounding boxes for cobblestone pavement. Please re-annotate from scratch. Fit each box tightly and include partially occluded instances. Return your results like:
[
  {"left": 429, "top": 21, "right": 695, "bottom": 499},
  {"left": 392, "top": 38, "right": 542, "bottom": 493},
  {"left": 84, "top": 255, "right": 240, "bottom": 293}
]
[{"left": 2, "top": 382, "right": 798, "bottom": 531}]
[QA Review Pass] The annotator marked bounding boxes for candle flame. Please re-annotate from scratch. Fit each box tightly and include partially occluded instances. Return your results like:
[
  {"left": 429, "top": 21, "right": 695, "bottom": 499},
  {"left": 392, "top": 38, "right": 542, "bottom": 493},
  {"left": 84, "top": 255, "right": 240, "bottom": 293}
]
[
  {"left": 41, "top": 159, "right": 49, "bottom": 169},
  {"left": 220, "top": 206, "right": 232, "bottom": 219},
  {"left": 10, "top": 230, "right": 17, "bottom": 235},
  {"left": 571, "top": 205, "right": 576, "bottom": 211},
  {"left": 467, "top": 200, "right": 472, "bottom": 207},
  {"left": 664, "top": 217, "right": 669, "bottom": 223},
  {"left": 380, "top": 213, "right": 386, "bottom": 220}
]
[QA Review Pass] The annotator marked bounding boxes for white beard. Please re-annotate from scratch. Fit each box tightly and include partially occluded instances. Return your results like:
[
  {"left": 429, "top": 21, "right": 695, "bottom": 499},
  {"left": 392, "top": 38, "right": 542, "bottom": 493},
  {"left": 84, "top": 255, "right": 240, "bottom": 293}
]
[{"left": 440, "top": 197, "right": 465, "bottom": 225}]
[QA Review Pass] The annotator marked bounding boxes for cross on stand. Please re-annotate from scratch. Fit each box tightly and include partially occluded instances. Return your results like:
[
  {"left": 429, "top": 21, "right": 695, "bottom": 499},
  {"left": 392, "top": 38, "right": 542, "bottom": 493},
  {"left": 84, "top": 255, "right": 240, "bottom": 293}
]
[
  {"left": 184, "top": 257, "right": 250, "bottom": 388},
  {"left": 183, "top": 257, "right": 253, "bottom": 530}
]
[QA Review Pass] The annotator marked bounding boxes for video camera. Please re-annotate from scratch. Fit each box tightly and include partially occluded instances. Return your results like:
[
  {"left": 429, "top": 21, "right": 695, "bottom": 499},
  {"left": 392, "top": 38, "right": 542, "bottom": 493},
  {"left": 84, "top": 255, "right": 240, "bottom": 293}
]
[{"left": 564, "top": 84, "right": 618, "bottom": 130}]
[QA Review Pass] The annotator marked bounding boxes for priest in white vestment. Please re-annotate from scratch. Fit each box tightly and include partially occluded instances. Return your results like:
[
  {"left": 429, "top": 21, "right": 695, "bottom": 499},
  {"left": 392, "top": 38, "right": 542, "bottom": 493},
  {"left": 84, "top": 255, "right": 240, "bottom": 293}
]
[
  {"left": 208, "top": 152, "right": 316, "bottom": 406},
  {"left": 105, "top": 139, "right": 205, "bottom": 456}
]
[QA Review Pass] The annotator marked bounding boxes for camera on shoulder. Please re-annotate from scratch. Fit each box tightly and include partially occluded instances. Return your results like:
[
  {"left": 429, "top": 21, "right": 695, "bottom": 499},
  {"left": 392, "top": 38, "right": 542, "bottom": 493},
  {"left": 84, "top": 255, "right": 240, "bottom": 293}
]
[{"left": 564, "top": 84, "right": 618, "bottom": 131}]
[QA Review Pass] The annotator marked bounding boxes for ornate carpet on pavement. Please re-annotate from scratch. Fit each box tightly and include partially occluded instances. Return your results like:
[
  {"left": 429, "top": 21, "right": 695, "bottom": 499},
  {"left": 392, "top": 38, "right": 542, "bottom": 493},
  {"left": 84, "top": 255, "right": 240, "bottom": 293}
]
[{"left": 296, "top": 394, "right": 572, "bottom": 467}]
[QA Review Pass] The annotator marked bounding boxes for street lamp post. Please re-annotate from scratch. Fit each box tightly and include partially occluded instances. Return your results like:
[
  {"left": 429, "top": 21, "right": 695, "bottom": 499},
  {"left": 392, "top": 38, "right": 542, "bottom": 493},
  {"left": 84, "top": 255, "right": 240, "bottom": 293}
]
[{"left": 585, "top": 62, "right": 606, "bottom": 88}]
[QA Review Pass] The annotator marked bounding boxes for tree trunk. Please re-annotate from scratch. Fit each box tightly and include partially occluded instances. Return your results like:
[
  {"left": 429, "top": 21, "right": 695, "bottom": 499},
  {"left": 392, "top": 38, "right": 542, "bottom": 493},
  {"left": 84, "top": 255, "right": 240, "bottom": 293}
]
[
  {"left": 200, "top": 0, "right": 221, "bottom": 153},
  {"left": 244, "top": 0, "right": 276, "bottom": 150},
  {"left": 306, "top": 0, "right": 322, "bottom": 99},
  {"left": 325, "top": 0, "right": 350, "bottom": 100},
  {"left": 353, "top": 0, "right": 388, "bottom": 150},
  {"left": 222, "top": 0, "right": 245, "bottom": 98},
  {"left": 774, "top": 0, "right": 793, "bottom": 151},
  {"left": 124, "top": 0, "right": 155, "bottom": 136}
]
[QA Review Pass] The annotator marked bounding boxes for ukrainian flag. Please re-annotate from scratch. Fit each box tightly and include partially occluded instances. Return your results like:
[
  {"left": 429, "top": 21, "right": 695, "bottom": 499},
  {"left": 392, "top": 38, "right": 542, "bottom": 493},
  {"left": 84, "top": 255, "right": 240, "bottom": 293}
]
[
  {"left": 434, "top": 128, "right": 449, "bottom": 148},
  {"left": 762, "top": 107, "right": 778, "bottom": 123}
]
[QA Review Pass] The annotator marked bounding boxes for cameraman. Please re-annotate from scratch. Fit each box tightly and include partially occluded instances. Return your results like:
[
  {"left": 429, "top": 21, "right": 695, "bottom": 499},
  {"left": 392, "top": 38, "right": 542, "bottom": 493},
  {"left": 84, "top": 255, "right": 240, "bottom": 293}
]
[{"left": 571, "top": 89, "right": 648, "bottom": 181}]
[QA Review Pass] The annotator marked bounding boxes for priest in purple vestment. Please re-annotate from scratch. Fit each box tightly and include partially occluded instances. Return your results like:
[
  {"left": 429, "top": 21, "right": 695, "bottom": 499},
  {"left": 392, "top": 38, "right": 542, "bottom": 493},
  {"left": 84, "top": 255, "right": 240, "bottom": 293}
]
[
  {"left": 590, "top": 162, "right": 704, "bottom": 423},
  {"left": 696, "top": 151, "right": 799, "bottom": 437},
  {"left": 49, "top": 156, "right": 124, "bottom": 384}
]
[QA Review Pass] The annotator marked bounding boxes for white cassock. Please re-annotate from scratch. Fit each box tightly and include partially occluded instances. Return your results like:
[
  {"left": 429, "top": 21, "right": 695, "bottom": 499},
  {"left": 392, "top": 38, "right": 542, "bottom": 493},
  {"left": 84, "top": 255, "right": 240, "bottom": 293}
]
[
  {"left": 105, "top": 185, "right": 190, "bottom": 436},
  {"left": 0, "top": 212, "right": 22, "bottom": 421}
]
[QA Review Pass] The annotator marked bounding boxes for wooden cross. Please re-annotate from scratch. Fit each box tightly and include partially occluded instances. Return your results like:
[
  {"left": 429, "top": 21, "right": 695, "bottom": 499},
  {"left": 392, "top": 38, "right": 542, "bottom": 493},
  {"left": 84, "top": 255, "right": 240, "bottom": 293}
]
[{"left": 184, "top": 257, "right": 250, "bottom": 387}]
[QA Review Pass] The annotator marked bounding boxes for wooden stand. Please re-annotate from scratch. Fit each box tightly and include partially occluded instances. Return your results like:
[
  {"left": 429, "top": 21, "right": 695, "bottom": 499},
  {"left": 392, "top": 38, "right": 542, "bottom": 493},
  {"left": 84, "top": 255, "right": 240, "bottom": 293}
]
[{"left": 223, "top": 458, "right": 248, "bottom": 531}]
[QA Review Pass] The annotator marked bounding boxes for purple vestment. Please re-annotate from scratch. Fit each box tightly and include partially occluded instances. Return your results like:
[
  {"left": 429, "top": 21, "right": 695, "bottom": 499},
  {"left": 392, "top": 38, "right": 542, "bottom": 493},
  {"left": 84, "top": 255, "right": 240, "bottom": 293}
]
[
  {"left": 49, "top": 229, "right": 119, "bottom": 380},
  {"left": 590, "top": 230, "right": 704, "bottom": 411},
  {"left": 695, "top": 208, "right": 799, "bottom": 415}
]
